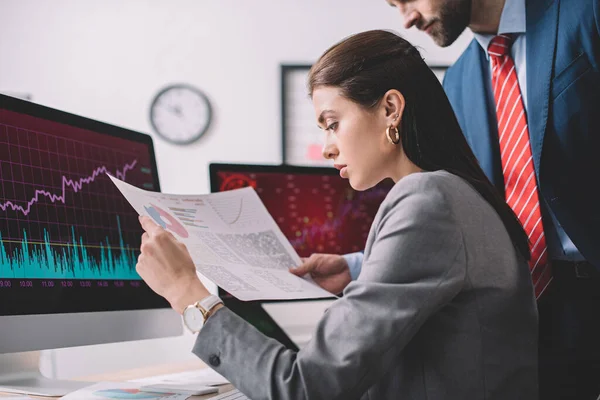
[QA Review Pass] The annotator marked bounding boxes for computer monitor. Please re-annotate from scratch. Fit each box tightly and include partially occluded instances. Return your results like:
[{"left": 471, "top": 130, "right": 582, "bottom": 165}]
[
  {"left": 0, "top": 94, "right": 182, "bottom": 396},
  {"left": 209, "top": 163, "right": 394, "bottom": 350}
]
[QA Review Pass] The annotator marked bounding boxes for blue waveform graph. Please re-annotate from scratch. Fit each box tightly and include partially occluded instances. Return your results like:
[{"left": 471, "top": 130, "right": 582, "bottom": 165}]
[{"left": 0, "top": 216, "right": 140, "bottom": 280}]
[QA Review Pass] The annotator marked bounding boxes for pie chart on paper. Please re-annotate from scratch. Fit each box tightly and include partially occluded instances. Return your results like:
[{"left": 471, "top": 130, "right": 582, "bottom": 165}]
[
  {"left": 144, "top": 203, "right": 189, "bottom": 238},
  {"left": 93, "top": 388, "right": 176, "bottom": 399}
]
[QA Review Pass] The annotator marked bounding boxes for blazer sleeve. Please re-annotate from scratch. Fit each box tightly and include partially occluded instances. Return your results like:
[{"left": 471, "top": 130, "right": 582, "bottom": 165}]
[{"left": 192, "top": 175, "right": 466, "bottom": 400}]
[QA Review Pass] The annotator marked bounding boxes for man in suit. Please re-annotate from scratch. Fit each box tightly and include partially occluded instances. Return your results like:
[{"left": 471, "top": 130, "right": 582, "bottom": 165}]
[{"left": 295, "top": 0, "right": 600, "bottom": 398}]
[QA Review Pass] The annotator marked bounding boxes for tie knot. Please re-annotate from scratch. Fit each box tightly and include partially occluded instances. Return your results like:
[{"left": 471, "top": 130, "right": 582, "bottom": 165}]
[{"left": 488, "top": 34, "right": 514, "bottom": 57}]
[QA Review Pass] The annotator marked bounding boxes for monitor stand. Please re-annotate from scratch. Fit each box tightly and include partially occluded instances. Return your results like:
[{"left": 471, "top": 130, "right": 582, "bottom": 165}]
[{"left": 0, "top": 352, "right": 92, "bottom": 396}]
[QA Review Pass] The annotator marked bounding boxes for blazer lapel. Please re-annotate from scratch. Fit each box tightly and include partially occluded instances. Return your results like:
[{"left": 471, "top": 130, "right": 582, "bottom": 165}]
[
  {"left": 461, "top": 42, "right": 505, "bottom": 193},
  {"left": 526, "top": 0, "right": 559, "bottom": 176}
]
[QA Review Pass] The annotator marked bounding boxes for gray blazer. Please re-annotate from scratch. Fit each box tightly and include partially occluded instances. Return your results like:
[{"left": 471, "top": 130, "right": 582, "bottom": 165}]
[{"left": 194, "top": 170, "right": 539, "bottom": 400}]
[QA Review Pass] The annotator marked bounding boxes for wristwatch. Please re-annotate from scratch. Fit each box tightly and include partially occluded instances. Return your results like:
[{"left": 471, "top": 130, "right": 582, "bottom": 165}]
[{"left": 182, "top": 295, "right": 223, "bottom": 333}]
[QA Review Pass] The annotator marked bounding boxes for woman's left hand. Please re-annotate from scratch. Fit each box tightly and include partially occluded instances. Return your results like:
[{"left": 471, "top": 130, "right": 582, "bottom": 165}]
[{"left": 137, "top": 216, "right": 210, "bottom": 314}]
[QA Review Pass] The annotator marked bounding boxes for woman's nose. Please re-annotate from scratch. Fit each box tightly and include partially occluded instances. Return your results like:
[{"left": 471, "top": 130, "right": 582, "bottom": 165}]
[{"left": 322, "top": 142, "right": 339, "bottom": 160}]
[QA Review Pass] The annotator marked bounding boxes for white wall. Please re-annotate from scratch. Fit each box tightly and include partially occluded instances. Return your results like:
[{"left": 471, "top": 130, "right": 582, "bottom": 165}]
[{"left": 0, "top": 0, "right": 472, "bottom": 378}]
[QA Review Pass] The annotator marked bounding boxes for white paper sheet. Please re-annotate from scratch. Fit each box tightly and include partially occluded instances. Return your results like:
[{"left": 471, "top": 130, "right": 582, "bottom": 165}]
[
  {"left": 61, "top": 381, "right": 191, "bottom": 400},
  {"left": 108, "top": 175, "right": 334, "bottom": 302},
  {"left": 130, "top": 367, "right": 229, "bottom": 386},
  {"left": 0, "top": 397, "right": 38, "bottom": 400}
]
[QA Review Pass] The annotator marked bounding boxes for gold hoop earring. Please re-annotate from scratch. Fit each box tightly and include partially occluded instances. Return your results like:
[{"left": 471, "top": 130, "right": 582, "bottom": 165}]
[{"left": 386, "top": 125, "right": 400, "bottom": 145}]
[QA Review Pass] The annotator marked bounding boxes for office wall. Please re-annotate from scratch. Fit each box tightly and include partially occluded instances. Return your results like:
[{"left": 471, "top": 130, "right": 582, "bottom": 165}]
[{"left": 0, "top": 0, "right": 472, "bottom": 377}]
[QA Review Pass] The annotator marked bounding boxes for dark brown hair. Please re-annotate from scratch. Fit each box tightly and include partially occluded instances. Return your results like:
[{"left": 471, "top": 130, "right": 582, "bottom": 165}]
[{"left": 308, "top": 30, "right": 530, "bottom": 261}]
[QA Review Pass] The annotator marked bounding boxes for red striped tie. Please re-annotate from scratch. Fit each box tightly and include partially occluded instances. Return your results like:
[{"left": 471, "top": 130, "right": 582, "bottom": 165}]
[{"left": 488, "top": 34, "right": 551, "bottom": 299}]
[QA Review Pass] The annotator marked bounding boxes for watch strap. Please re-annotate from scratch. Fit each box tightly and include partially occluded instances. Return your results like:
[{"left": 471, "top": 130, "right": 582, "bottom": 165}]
[{"left": 196, "top": 295, "right": 223, "bottom": 321}]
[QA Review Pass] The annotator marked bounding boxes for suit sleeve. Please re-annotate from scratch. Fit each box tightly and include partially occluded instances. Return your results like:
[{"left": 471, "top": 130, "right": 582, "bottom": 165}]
[
  {"left": 192, "top": 176, "right": 466, "bottom": 400},
  {"left": 595, "top": 0, "right": 600, "bottom": 40}
]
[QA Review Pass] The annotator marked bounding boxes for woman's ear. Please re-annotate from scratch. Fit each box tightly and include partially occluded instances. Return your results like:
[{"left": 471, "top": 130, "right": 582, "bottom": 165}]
[{"left": 382, "top": 89, "right": 406, "bottom": 127}]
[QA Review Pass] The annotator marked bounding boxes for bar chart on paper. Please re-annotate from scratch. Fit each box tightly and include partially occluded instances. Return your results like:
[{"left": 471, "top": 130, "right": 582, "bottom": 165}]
[{"left": 0, "top": 111, "right": 155, "bottom": 281}]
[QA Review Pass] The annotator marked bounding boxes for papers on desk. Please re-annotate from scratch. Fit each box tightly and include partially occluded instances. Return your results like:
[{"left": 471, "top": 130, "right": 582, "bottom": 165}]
[
  {"left": 0, "top": 397, "right": 39, "bottom": 400},
  {"left": 109, "top": 175, "right": 334, "bottom": 302},
  {"left": 130, "top": 367, "right": 229, "bottom": 386},
  {"left": 61, "top": 381, "right": 191, "bottom": 399}
]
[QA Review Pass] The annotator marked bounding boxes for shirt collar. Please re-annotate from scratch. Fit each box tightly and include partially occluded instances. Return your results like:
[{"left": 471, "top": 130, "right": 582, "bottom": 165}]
[{"left": 473, "top": 0, "right": 526, "bottom": 59}]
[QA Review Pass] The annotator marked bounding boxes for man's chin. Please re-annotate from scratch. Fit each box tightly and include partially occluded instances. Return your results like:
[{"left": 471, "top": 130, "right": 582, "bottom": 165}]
[
  {"left": 425, "top": 21, "right": 466, "bottom": 47},
  {"left": 430, "top": 31, "right": 460, "bottom": 47},
  {"left": 427, "top": 28, "right": 450, "bottom": 47}
]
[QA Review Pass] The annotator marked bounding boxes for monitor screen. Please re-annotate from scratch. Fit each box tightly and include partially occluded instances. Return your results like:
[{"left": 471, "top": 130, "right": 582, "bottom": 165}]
[
  {"left": 209, "top": 163, "right": 395, "bottom": 301},
  {"left": 0, "top": 96, "right": 169, "bottom": 316}
]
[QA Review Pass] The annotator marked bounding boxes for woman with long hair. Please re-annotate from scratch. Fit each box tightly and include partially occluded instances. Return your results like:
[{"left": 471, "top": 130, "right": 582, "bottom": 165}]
[{"left": 136, "top": 30, "right": 538, "bottom": 399}]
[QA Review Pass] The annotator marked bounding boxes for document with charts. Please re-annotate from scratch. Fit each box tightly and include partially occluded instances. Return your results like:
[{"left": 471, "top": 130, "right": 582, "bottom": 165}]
[
  {"left": 108, "top": 175, "right": 333, "bottom": 301},
  {"left": 61, "top": 381, "right": 191, "bottom": 399}
]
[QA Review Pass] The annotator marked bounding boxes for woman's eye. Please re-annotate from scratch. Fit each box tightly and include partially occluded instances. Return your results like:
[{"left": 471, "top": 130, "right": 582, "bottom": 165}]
[{"left": 326, "top": 122, "right": 338, "bottom": 132}]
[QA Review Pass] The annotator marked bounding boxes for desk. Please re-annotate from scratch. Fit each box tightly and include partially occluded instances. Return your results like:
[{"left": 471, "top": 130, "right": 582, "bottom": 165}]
[{"left": 0, "top": 360, "right": 235, "bottom": 399}]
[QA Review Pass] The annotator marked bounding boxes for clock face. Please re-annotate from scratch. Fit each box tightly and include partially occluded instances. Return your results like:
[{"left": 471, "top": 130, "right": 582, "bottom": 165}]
[{"left": 149, "top": 84, "right": 212, "bottom": 145}]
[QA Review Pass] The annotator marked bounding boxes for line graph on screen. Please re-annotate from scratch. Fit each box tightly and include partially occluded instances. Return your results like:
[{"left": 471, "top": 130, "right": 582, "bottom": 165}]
[
  {"left": 0, "top": 119, "right": 153, "bottom": 280},
  {"left": 0, "top": 159, "right": 137, "bottom": 216}
]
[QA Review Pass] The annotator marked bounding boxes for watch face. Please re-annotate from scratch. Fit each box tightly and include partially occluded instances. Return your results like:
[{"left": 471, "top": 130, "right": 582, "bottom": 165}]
[
  {"left": 183, "top": 305, "right": 205, "bottom": 332},
  {"left": 149, "top": 84, "right": 212, "bottom": 145}
]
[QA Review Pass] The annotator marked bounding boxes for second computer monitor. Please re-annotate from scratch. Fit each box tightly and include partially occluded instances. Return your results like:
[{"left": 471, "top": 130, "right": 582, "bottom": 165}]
[{"left": 209, "top": 163, "right": 395, "bottom": 299}]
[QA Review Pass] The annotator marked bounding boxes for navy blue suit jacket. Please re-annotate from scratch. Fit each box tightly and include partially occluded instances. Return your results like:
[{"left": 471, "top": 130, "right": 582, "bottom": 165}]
[{"left": 443, "top": 0, "right": 600, "bottom": 269}]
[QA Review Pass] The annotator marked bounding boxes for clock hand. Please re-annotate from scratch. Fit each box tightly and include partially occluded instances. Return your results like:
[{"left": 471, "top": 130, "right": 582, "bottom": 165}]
[{"left": 167, "top": 105, "right": 183, "bottom": 118}]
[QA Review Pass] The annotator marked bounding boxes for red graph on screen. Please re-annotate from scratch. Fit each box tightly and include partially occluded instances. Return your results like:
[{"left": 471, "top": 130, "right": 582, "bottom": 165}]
[
  {"left": 216, "top": 170, "right": 394, "bottom": 256},
  {"left": 0, "top": 159, "right": 138, "bottom": 216}
]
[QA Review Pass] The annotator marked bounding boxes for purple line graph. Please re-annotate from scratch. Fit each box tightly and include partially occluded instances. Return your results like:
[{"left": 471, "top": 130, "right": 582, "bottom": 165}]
[{"left": 0, "top": 159, "right": 138, "bottom": 216}]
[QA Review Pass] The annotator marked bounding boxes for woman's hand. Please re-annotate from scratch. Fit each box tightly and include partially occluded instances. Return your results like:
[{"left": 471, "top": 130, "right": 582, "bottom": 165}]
[
  {"left": 137, "top": 216, "right": 210, "bottom": 314},
  {"left": 290, "top": 253, "right": 352, "bottom": 295}
]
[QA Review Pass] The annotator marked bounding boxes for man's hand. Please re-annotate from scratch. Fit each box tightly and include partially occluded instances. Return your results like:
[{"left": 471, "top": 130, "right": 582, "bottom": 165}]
[{"left": 290, "top": 253, "right": 351, "bottom": 295}]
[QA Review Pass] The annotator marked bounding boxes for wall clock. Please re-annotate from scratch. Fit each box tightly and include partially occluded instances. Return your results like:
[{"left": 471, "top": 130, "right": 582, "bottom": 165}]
[{"left": 149, "top": 83, "right": 212, "bottom": 145}]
